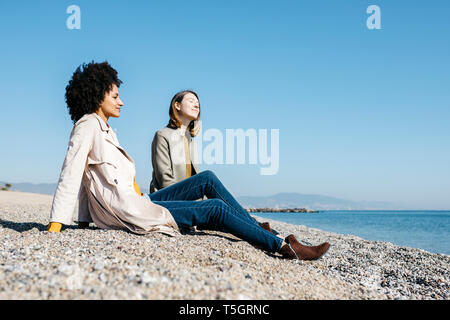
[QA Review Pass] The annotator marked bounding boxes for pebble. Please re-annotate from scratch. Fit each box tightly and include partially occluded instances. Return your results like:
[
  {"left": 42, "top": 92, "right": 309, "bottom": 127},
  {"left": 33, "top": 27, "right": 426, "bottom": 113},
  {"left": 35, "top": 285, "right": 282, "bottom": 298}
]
[
  {"left": 0, "top": 190, "right": 449, "bottom": 300},
  {"left": 94, "top": 262, "right": 105, "bottom": 271}
]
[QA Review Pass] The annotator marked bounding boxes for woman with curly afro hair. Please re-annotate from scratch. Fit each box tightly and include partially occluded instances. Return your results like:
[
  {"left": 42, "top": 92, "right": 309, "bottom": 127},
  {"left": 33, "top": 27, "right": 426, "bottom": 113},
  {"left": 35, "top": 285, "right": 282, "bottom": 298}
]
[
  {"left": 65, "top": 61, "right": 123, "bottom": 123},
  {"left": 47, "top": 61, "right": 330, "bottom": 262}
]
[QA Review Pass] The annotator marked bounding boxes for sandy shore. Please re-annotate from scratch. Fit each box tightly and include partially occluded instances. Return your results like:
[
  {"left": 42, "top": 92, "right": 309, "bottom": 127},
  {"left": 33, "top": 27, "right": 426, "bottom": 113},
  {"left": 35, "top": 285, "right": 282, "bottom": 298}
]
[{"left": 0, "top": 190, "right": 448, "bottom": 299}]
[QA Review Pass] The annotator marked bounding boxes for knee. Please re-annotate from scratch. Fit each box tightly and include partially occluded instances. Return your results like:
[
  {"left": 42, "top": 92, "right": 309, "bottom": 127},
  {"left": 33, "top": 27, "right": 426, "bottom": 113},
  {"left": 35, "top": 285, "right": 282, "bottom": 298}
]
[
  {"left": 206, "top": 199, "right": 230, "bottom": 215},
  {"left": 207, "top": 199, "right": 231, "bottom": 222},
  {"left": 208, "top": 198, "right": 226, "bottom": 207},
  {"left": 200, "top": 170, "right": 217, "bottom": 180}
]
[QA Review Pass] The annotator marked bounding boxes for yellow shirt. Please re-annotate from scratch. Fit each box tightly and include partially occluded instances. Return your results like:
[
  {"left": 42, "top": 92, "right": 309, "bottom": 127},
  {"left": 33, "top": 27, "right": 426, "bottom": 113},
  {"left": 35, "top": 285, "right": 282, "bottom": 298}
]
[
  {"left": 184, "top": 135, "right": 192, "bottom": 178},
  {"left": 133, "top": 177, "right": 144, "bottom": 196}
]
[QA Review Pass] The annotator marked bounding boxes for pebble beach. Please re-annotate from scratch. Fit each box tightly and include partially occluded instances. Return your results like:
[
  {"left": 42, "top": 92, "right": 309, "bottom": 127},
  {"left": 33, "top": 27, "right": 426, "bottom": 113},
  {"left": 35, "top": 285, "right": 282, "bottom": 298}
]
[{"left": 0, "top": 190, "right": 448, "bottom": 300}]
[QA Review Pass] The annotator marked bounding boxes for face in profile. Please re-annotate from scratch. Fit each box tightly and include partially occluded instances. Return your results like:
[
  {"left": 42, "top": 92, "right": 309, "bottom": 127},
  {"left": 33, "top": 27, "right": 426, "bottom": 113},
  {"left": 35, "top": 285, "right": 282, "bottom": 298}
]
[
  {"left": 98, "top": 84, "right": 124, "bottom": 119},
  {"left": 175, "top": 92, "right": 200, "bottom": 121}
]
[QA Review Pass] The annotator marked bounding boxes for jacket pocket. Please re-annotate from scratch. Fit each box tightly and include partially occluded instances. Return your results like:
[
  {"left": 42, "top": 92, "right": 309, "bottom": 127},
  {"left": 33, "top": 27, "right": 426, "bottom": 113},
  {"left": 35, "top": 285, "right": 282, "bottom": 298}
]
[
  {"left": 87, "top": 158, "right": 118, "bottom": 168},
  {"left": 87, "top": 159, "right": 119, "bottom": 187}
]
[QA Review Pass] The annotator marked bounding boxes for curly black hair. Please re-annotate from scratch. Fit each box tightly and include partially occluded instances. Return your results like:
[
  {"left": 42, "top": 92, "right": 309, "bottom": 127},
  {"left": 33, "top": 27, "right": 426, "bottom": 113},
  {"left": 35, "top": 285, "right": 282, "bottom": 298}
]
[{"left": 65, "top": 61, "right": 123, "bottom": 123}]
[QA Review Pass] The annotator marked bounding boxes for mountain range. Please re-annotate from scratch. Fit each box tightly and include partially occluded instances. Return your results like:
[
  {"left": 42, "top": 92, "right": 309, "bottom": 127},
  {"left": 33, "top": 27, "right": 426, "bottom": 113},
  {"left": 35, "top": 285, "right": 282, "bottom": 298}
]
[
  {"left": 1, "top": 181, "right": 404, "bottom": 210},
  {"left": 236, "top": 192, "right": 403, "bottom": 210},
  {"left": 1, "top": 182, "right": 59, "bottom": 196}
]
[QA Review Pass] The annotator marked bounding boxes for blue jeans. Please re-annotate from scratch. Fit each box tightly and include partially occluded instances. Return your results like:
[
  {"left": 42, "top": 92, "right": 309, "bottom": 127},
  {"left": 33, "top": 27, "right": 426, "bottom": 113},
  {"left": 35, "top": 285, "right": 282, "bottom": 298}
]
[{"left": 149, "top": 170, "right": 283, "bottom": 253}]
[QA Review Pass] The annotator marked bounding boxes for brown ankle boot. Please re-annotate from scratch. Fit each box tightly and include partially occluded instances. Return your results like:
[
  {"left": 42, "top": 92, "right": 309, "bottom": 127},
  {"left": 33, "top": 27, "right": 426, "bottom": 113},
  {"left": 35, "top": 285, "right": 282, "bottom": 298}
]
[
  {"left": 259, "top": 222, "right": 280, "bottom": 235},
  {"left": 279, "top": 234, "right": 330, "bottom": 260}
]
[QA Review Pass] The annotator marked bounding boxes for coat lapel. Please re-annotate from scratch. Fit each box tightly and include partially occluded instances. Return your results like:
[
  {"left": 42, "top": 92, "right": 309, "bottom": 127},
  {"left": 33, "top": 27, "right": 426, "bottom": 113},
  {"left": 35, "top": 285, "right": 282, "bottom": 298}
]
[
  {"left": 104, "top": 132, "right": 135, "bottom": 164},
  {"left": 92, "top": 113, "right": 135, "bottom": 164}
]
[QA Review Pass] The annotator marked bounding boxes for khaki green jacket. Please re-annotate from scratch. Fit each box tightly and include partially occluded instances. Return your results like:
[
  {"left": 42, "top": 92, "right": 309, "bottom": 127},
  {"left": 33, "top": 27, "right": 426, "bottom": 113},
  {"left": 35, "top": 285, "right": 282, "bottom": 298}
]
[{"left": 149, "top": 126, "right": 200, "bottom": 193}]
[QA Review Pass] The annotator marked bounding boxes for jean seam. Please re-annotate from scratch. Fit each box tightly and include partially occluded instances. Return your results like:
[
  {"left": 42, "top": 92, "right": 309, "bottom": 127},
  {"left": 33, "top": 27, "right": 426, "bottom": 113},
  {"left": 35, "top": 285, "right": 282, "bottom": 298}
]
[
  {"left": 213, "top": 203, "right": 283, "bottom": 251},
  {"left": 156, "top": 181, "right": 256, "bottom": 225},
  {"left": 153, "top": 178, "right": 255, "bottom": 224},
  {"left": 165, "top": 203, "right": 282, "bottom": 252},
  {"left": 208, "top": 182, "right": 258, "bottom": 226},
  {"left": 149, "top": 183, "right": 207, "bottom": 201},
  {"left": 151, "top": 173, "right": 283, "bottom": 251}
]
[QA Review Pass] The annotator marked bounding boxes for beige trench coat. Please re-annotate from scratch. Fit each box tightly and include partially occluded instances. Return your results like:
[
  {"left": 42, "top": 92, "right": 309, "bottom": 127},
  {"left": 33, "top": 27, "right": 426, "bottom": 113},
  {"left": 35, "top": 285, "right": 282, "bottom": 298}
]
[{"left": 49, "top": 113, "right": 180, "bottom": 236}]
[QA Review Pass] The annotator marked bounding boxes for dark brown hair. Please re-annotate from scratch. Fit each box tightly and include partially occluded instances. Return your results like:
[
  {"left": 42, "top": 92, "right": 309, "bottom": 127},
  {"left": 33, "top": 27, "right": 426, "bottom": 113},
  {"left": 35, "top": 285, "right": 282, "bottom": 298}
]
[{"left": 168, "top": 90, "right": 201, "bottom": 137}]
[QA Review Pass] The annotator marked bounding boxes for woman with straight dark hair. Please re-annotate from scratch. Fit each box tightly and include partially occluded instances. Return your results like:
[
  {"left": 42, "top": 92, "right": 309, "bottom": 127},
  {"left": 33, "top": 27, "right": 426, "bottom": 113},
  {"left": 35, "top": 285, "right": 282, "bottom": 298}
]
[
  {"left": 149, "top": 90, "right": 277, "bottom": 233},
  {"left": 47, "top": 61, "right": 330, "bottom": 262},
  {"left": 149, "top": 90, "right": 201, "bottom": 194}
]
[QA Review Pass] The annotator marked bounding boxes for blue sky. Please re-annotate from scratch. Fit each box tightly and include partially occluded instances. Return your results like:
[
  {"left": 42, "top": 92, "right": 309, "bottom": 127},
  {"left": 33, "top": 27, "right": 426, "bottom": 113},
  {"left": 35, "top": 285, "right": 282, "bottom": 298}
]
[{"left": 0, "top": 1, "right": 449, "bottom": 209}]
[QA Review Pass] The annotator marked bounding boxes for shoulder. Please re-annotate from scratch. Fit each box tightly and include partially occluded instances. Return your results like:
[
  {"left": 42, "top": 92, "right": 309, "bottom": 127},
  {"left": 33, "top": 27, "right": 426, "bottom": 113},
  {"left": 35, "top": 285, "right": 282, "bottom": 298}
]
[
  {"left": 153, "top": 126, "right": 180, "bottom": 143},
  {"left": 151, "top": 128, "right": 169, "bottom": 148},
  {"left": 70, "top": 113, "right": 101, "bottom": 139},
  {"left": 74, "top": 113, "right": 101, "bottom": 130},
  {"left": 155, "top": 126, "right": 177, "bottom": 138}
]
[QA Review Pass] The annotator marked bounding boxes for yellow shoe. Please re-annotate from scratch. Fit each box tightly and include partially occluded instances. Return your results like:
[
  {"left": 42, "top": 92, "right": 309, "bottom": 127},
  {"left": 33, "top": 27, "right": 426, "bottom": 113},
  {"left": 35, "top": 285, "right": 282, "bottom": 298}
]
[{"left": 47, "top": 222, "right": 62, "bottom": 233}]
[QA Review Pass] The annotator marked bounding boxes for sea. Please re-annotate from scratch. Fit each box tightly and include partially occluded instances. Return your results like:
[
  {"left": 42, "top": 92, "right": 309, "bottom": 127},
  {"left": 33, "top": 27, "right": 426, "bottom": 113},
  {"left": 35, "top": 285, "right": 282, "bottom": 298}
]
[{"left": 252, "top": 210, "right": 450, "bottom": 256}]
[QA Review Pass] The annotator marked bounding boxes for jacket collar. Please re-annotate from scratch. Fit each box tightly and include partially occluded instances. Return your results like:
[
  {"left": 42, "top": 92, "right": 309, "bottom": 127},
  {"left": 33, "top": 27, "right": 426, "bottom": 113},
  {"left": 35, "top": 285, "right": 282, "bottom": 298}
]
[
  {"left": 76, "top": 113, "right": 111, "bottom": 132},
  {"left": 74, "top": 113, "right": 134, "bottom": 163},
  {"left": 170, "top": 125, "right": 191, "bottom": 138},
  {"left": 93, "top": 113, "right": 111, "bottom": 132}
]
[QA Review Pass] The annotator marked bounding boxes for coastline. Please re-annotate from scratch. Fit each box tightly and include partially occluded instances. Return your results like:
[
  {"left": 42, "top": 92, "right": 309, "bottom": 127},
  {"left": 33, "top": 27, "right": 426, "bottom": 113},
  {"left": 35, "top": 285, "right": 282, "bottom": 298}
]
[
  {"left": 245, "top": 208, "right": 319, "bottom": 213},
  {"left": 0, "top": 190, "right": 448, "bottom": 299}
]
